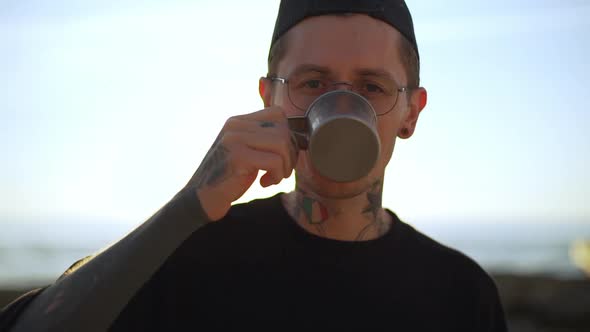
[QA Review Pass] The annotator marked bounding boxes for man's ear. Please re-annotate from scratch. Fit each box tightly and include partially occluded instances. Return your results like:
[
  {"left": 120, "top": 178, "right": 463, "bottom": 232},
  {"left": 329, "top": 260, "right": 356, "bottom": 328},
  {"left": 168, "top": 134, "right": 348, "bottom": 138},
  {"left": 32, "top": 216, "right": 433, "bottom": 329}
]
[
  {"left": 398, "top": 87, "right": 427, "bottom": 139},
  {"left": 259, "top": 77, "right": 273, "bottom": 107}
]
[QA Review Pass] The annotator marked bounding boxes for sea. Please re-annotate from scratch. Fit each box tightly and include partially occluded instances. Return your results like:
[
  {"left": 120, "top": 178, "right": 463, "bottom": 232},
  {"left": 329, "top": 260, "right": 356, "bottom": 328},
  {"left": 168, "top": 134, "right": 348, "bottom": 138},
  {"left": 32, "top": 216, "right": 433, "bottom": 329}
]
[{"left": 1, "top": 218, "right": 589, "bottom": 289}]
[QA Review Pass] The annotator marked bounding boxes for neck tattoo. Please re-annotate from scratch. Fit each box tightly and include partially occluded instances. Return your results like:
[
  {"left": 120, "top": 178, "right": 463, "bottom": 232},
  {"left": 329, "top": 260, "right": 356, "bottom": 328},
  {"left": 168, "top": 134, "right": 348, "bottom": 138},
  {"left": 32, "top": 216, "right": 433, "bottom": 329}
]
[
  {"left": 362, "top": 180, "right": 383, "bottom": 221},
  {"left": 356, "top": 180, "right": 390, "bottom": 241},
  {"left": 285, "top": 179, "right": 390, "bottom": 241},
  {"left": 302, "top": 196, "right": 329, "bottom": 224}
]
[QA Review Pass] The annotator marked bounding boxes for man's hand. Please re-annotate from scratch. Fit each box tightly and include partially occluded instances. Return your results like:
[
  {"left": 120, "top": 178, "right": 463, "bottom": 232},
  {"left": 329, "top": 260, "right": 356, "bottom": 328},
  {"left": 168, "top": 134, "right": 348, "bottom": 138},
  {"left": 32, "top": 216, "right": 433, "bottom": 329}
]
[{"left": 183, "top": 107, "right": 298, "bottom": 221}]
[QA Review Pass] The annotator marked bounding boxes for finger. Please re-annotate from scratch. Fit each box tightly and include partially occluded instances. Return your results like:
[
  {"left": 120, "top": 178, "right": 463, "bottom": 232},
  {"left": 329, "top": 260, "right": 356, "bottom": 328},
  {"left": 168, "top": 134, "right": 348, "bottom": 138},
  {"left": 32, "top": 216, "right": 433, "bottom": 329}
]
[
  {"left": 222, "top": 117, "right": 291, "bottom": 136},
  {"left": 225, "top": 129, "right": 297, "bottom": 178},
  {"left": 230, "top": 147, "right": 285, "bottom": 186},
  {"left": 230, "top": 106, "right": 289, "bottom": 124},
  {"left": 260, "top": 171, "right": 277, "bottom": 188},
  {"left": 222, "top": 115, "right": 290, "bottom": 135}
]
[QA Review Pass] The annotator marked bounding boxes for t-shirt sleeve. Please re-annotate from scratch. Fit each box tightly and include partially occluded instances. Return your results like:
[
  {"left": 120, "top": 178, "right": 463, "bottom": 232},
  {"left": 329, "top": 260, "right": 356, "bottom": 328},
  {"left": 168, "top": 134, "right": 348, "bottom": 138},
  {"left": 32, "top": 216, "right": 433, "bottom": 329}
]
[
  {"left": 0, "top": 255, "right": 94, "bottom": 331},
  {"left": 475, "top": 274, "right": 508, "bottom": 332},
  {"left": 436, "top": 246, "right": 508, "bottom": 332},
  {"left": 453, "top": 261, "right": 509, "bottom": 332},
  {"left": 0, "top": 288, "right": 47, "bottom": 331}
]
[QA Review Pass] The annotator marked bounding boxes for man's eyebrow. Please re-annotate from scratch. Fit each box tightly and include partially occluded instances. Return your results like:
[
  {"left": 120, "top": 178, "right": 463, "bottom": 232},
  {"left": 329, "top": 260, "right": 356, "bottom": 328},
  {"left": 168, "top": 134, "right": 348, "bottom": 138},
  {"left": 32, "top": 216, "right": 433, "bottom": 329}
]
[
  {"left": 287, "top": 65, "right": 398, "bottom": 83},
  {"left": 289, "top": 64, "right": 331, "bottom": 77},
  {"left": 354, "top": 68, "right": 397, "bottom": 82}
]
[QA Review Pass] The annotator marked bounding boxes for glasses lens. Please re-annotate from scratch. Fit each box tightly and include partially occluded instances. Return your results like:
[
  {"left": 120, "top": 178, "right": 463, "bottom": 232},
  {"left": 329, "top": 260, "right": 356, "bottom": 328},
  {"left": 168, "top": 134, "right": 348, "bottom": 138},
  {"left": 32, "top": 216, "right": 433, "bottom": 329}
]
[
  {"left": 353, "top": 80, "right": 400, "bottom": 115},
  {"left": 287, "top": 77, "right": 401, "bottom": 115},
  {"left": 287, "top": 77, "right": 331, "bottom": 112},
  {"left": 367, "top": 93, "right": 398, "bottom": 115}
]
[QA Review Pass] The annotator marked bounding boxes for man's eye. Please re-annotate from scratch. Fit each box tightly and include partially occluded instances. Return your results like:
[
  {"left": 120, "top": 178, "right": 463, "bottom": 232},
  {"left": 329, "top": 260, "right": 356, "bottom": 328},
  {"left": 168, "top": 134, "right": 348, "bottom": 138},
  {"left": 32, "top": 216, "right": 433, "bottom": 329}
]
[
  {"left": 304, "top": 80, "right": 322, "bottom": 89},
  {"left": 365, "top": 83, "right": 385, "bottom": 94},
  {"left": 293, "top": 78, "right": 327, "bottom": 96}
]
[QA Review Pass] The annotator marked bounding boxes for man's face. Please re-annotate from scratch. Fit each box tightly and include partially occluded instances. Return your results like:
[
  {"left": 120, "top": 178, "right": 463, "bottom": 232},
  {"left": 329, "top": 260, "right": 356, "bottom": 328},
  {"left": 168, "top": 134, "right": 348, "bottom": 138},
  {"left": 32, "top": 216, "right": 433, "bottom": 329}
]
[{"left": 261, "top": 14, "right": 426, "bottom": 197}]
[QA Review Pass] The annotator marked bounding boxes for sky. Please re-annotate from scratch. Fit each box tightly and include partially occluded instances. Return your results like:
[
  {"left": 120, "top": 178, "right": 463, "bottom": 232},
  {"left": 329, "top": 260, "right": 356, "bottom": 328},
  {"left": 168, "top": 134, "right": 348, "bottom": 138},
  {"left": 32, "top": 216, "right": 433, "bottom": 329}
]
[{"left": 1, "top": 0, "right": 589, "bottom": 225}]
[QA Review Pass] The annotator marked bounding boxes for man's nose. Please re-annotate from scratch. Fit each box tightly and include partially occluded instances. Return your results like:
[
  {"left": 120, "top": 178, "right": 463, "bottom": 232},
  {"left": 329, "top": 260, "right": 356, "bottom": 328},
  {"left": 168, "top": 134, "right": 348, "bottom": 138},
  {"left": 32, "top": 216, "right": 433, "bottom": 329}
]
[{"left": 330, "top": 81, "right": 354, "bottom": 91}]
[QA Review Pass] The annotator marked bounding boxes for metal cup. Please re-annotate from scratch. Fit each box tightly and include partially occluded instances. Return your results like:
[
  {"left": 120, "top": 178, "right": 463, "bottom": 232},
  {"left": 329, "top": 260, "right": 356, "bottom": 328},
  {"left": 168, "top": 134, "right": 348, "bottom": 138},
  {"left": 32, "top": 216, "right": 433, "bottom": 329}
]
[{"left": 288, "top": 90, "right": 381, "bottom": 182}]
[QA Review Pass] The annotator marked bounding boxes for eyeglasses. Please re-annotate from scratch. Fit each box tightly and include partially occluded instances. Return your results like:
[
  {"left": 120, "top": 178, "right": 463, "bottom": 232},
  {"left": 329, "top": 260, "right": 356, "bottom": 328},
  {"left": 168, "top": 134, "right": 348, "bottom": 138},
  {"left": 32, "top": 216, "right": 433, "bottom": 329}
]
[{"left": 266, "top": 74, "right": 410, "bottom": 116}]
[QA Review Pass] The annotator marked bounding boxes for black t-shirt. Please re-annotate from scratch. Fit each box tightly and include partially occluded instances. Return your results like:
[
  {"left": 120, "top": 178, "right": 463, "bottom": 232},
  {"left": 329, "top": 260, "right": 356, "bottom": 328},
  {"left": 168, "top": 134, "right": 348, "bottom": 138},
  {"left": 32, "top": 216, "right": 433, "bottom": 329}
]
[
  {"left": 1, "top": 194, "right": 507, "bottom": 331},
  {"left": 112, "top": 194, "right": 507, "bottom": 331}
]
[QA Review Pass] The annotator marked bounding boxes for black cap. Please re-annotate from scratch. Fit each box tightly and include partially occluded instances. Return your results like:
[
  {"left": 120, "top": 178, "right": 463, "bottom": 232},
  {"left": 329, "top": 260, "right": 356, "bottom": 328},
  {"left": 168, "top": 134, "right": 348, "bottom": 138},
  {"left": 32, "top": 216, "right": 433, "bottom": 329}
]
[{"left": 269, "top": 0, "right": 419, "bottom": 60}]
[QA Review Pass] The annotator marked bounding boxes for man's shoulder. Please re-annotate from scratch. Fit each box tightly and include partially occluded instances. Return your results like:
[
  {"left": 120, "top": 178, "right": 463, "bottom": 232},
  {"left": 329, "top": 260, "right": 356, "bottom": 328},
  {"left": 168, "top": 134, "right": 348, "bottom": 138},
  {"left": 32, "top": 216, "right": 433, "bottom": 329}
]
[
  {"left": 225, "top": 193, "right": 284, "bottom": 222},
  {"left": 395, "top": 218, "right": 495, "bottom": 283},
  {"left": 398, "top": 221, "right": 507, "bottom": 330},
  {"left": 201, "top": 193, "right": 286, "bottom": 235},
  {"left": 395, "top": 218, "right": 503, "bottom": 314}
]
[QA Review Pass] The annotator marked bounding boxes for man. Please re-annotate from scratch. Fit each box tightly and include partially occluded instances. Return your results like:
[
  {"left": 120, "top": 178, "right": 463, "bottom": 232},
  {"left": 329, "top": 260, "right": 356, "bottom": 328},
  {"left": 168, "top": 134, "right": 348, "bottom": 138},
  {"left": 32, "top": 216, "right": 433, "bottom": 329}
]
[{"left": 1, "top": 1, "right": 508, "bottom": 331}]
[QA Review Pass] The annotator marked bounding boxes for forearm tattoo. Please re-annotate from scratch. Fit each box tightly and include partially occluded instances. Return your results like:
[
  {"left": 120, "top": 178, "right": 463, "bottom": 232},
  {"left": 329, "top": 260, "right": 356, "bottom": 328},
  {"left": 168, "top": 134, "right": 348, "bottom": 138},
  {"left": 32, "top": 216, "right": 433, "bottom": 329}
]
[
  {"left": 187, "top": 135, "right": 231, "bottom": 189},
  {"left": 10, "top": 185, "right": 211, "bottom": 332}
]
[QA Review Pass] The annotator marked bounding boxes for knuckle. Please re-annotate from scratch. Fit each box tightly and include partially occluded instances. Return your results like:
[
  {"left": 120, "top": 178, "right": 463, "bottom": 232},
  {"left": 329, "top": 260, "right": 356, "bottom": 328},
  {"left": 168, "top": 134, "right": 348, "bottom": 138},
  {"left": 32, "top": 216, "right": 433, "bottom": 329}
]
[
  {"left": 264, "top": 154, "right": 279, "bottom": 169},
  {"left": 221, "top": 131, "right": 240, "bottom": 145},
  {"left": 220, "top": 131, "right": 232, "bottom": 142},
  {"left": 230, "top": 146, "right": 247, "bottom": 162},
  {"left": 280, "top": 139, "right": 292, "bottom": 156},
  {"left": 266, "top": 107, "right": 286, "bottom": 118},
  {"left": 272, "top": 153, "right": 283, "bottom": 165},
  {"left": 216, "top": 133, "right": 229, "bottom": 146},
  {"left": 223, "top": 116, "right": 240, "bottom": 129},
  {"left": 271, "top": 154, "right": 286, "bottom": 176}
]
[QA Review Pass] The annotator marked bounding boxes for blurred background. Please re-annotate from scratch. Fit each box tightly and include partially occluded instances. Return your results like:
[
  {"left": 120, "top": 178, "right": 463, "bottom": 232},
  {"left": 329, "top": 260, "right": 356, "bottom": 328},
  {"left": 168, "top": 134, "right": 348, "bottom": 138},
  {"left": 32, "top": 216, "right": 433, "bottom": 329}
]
[{"left": 1, "top": 0, "right": 589, "bottom": 331}]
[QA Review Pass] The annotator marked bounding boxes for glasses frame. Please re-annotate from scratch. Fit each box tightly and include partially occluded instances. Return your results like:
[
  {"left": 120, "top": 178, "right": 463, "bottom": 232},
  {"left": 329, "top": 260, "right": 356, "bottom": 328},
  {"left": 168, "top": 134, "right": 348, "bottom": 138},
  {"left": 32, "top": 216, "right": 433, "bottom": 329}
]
[{"left": 266, "top": 75, "right": 410, "bottom": 116}]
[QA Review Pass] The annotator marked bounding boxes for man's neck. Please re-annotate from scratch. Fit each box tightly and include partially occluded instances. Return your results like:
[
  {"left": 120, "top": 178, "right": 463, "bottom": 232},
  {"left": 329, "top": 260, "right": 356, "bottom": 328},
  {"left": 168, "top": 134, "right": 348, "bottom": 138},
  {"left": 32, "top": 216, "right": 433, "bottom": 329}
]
[{"left": 281, "top": 180, "right": 392, "bottom": 241}]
